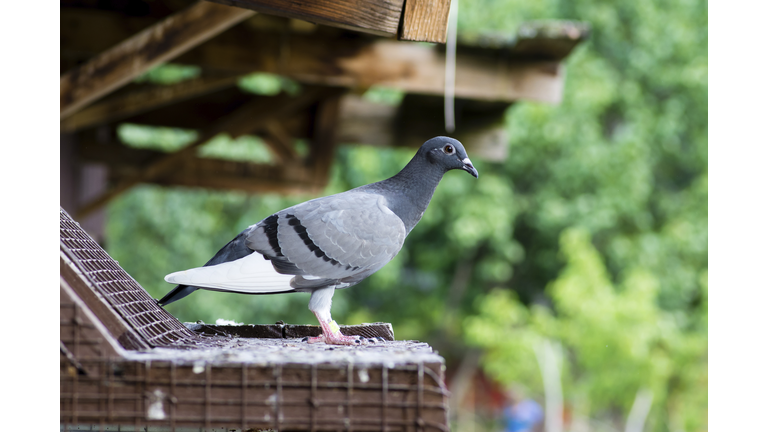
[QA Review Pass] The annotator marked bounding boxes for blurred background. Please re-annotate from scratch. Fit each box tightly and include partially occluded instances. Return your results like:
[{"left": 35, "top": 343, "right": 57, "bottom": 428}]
[{"left": 61, "top": 0, "right": 707, "bottom": 431}]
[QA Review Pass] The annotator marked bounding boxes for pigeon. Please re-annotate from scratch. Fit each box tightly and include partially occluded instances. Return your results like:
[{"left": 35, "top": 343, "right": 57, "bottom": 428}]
[{"left": 158, "top": 136, "right": 478, "bottom": 345}]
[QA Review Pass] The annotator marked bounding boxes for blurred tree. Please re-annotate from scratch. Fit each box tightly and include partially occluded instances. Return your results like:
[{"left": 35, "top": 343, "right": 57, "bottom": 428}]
[{"left": 104, "top": 0, "right": 707, "bottom": 430}]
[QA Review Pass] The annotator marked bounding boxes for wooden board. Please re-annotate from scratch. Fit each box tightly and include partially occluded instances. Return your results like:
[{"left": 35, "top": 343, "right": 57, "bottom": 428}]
[
  {"left": 207, "top": 0, "right": 405, "bottom": 37},
  {"left": 400, "top": 0, "right": 452, "bottom": 43},
  {"left": 177, "top": 29, "right": 565, "bottom": 103},
  {"left": 60, "top": 75, "right": 241, "bottom": 132},
  {"left": 60, "top": 2, "right": 255, "bottom": 119},
  {"left": 61, "top": 11, "right": 574, "bottom": 105}
]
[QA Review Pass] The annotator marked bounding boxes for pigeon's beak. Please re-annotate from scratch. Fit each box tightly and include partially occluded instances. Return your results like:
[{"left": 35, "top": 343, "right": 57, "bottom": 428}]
[{"left": 461, "top": 157, "right": 479, "bottom": 178}]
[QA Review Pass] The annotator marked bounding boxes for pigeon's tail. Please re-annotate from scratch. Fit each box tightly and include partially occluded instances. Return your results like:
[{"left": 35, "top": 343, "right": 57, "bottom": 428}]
[
  {"left": 164, "top": 252, "right": 296, "bottom": 295},
  {"left": 157, "top": 284, "right": 198, "bottom": 306}
]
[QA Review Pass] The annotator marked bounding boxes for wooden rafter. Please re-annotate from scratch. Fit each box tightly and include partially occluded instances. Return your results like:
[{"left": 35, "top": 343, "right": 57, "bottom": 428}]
[
  {"left": 60, "top": 74, "right": 241, "bottom": 132},
  {"left": 61, "top": 11, "right": 587, "bottom": 108},
  {"left": 60, "top": 1, "right": 255, "bottom": 119},
  {"left": 164, "top": 29, "right": 565, "bottom": 103},
  {"left": 80, "top": 143, "right": 320, "bottom": 195},
  {"left": 400, "top": 0, "right": 452, "bottom": 43},
  {"left": 206, "top": 0, "right": 405, "bottom": 37},
  {"left": 75, "top": 87, "right": 333, "bottom": 218}
]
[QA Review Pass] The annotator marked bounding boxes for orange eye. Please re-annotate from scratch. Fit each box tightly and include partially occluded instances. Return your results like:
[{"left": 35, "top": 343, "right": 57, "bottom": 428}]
[{"left": 443, "top": 145, "right": 454, "bottom": 154}]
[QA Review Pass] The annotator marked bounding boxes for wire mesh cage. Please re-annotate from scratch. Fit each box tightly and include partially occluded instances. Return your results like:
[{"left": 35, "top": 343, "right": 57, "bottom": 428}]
[{"left": 60, "top": 208, "right": 450, "bottom": 431}]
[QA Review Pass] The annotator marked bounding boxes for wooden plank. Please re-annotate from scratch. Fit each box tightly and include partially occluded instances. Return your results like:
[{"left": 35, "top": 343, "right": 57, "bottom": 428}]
[
  {"left": 60, "top": 74, "right": 241, "bottom": 132},
  {"left": 62, "top": 11, "right": 579, "bottom": 104},
  {"left": 174, "top": 29, "right": 565, "bottom": 103},
  {"left": 75, "top": 88, "right": 329, "bottom": 218},
  {"left": 60, "top": 2, "right": 255, "bottom": 119},
  {"left": 336, "top": 93, "right": 511, "bottom": 161},
  {"left": 206, "top": 0, "right": 404, "bottom": 37},
  {"left": 399, "top": 0, "right": 452, "bottom": 43},
  {"left": 153, "top": 159, "right": 322, "bottom": 195},
  {"left": 186, "top": 322, "right": 395, "bottom": 340},
  {"left": 79, "top": 142, "right": 320, "bottom": 195}
]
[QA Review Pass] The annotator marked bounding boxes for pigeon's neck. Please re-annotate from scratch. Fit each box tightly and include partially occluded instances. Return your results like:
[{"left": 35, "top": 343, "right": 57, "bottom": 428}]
[{"left": 363, "top": 155, "right": 445, "bottom": 234}]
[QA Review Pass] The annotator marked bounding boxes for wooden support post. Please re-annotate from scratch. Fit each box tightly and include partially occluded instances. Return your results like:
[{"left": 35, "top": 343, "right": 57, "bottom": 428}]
[
  {"left": 60, "top": 2, "right": 255, "bottom": 119},
  {"left": 308, "top": 90, "right": 344, "bottom": 185},
  {"left": 60, "top": 75, "right": 241, "bottom": 132},
  {"left": 261, "top": 120, "right": 302, "bottom": 164},
  {"left": 399, "top": 0, "right": 452, "bottom": 43},
  {"left": 76, "top": 87, "right": 329, "bottom": 218}
]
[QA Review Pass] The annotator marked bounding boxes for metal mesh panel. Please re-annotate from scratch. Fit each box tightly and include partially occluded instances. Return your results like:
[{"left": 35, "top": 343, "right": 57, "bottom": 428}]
[
  {"left": 60, "top": 207, "right": 199, "bottom": 347},
  {"left": 60, "top": 206, "right": 450, "bottom": 430},
  {"left": 61, "top": 358, "right": 450, "bottom": 431}
]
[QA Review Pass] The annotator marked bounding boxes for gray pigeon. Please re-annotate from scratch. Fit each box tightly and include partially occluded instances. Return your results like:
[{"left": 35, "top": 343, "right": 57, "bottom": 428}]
[{"left": 159, "top": 136, "right": 478, "bottom": 345}]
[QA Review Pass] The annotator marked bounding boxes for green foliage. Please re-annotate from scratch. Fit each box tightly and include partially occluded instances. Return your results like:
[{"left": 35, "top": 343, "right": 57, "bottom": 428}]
[
  {"left": 466, "top": 229, "right": 706, "bottom": 430},
  {"left": 238, "top": 73, "right": 301, "bottom": 96},
  {"left": 133, "top": 63, "right": 201, "bottom": 85},
  {"left": 105, "top": 0, "right": 707, "bottom": 429},
  {"left": 362, "top": 86, "right": 405, "bottom": 106}
]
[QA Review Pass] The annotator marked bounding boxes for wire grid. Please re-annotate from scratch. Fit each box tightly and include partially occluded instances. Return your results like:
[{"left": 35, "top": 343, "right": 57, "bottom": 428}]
[
  {"left": 60, "top": 206, "right": 451, "bottom": 430},
  {"left": 61, "top": 280, "right": 451, "bottom": 431},
  {"left": 61, "top": 357, "right": 450, "bottom": 432},
  {"left": 60, "top": 208, "right": 199, "bottom": 347}
]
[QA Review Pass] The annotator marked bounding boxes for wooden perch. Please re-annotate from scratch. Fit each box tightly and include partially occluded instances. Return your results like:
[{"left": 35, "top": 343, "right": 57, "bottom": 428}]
[{"left": 60, "top": 1, "right": 254, "bottom": 119}]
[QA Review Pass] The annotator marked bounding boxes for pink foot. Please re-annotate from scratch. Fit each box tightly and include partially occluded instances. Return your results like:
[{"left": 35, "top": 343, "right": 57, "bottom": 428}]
[
  {"left": 304, "top": 313, "right": 378, "bottom": 345},
  {"left": 306, "top": 332, "right": 362, "bottom": 346}
]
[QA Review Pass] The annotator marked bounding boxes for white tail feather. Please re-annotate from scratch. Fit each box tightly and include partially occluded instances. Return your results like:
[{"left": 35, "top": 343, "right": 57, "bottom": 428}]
[{"left": 164, "top": 253, "right": 294, "bottom": 293}]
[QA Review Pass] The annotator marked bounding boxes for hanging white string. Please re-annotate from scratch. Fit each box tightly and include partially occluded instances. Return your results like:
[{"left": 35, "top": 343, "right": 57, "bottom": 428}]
[{"left": 444, "top": 0, "right": 459, "bottom": 133}]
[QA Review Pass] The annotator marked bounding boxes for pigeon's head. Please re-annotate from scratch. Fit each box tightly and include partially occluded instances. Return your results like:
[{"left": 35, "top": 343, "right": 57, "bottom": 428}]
[{"left": 421, "top": 136, "right": 479, "bottom": 178}]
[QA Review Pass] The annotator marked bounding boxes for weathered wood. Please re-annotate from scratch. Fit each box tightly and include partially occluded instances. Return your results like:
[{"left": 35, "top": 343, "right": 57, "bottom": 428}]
[
  {"left": 154, "top": 157, "right": 322, "bottom": 195},
  {"left": 336, "top": 93, "right": 512, "bottom": 161},
  {"left": 262, "top": 119, "right": 302, "bottom": 164},
  {"left": 186, "top": 322, "right": 396, "bottom": 340},
  {"left": 79, "top": 142, "right": 320, "bottom": 195},
  {"left": 308, "top": 91, "right": 344, "bottom": 184},
  {"left": 76, "top": 88, "right": 329, "bottom": 218},
  {"left": 176, "top": 29, "right": 565, "bottom": 103},
  {"left": 61, "top": 11, "right": 573, "bottom": 104},
  {"left": 60, "top": 75, "right": 241, "bottom": 132},
  {"left": 60, "top": 2, "right": 254, "bottom": 119},
  {"left": 474, "top": 20, "right": 591, "bottom": 60},
  {"left": 206, "top": 0, "right": 404, "bottom": 37},
  {"left": 399, "top": 0, "right": 452, "bottom": 43}
]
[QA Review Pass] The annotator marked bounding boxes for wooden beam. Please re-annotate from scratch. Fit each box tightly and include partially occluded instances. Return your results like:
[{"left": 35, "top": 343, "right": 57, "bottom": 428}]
[
  {"left": 336, "top": 93, "right": 512, "bottom": 161},
  {"left": 60, "top": 2, "right": 255, "bottom": 119},
  {"left": 174, "top": 29, "right": 565, "bottom": 103},
  {"left": 60, "top": 74, "right": 241, "bottom": 132},
  {"left": 261, "top": 120, "right": 302, "bottom": 164},
  {"left": 62, "top": 12, "right": 582, "bottom": 104},
  {"left": 78, "top": 135, "right": 320, "bottom": 195},
  {"left": 206, "top": 0, "right": 404, "bottom": 37},
  {"left": 399, "top": 0, "right": 452, "bottom": 43},
  {"left": 75, "top": 87, "right": 329, "bottom": 218}
]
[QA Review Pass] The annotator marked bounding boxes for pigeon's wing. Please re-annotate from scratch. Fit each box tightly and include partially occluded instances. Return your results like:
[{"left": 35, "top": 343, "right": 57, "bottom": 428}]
[{"left": 246, "top": 192, "right": 407, "bottom": 285}]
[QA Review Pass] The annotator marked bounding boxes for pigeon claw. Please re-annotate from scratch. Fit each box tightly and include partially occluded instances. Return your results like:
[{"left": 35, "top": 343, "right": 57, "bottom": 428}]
[{"left": 305, "top": 332, "right": 364, "bottom": 346}]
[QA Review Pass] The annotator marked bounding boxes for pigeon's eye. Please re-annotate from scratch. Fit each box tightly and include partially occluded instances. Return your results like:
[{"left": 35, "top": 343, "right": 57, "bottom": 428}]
[{"left": 443, "top": 144, "right": 455, "bottom": 154}]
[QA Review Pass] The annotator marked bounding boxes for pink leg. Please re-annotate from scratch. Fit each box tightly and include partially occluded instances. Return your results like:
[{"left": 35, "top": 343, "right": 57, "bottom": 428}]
[{"left": 306, "top": 312, "right": 363, "bottom": 345}]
